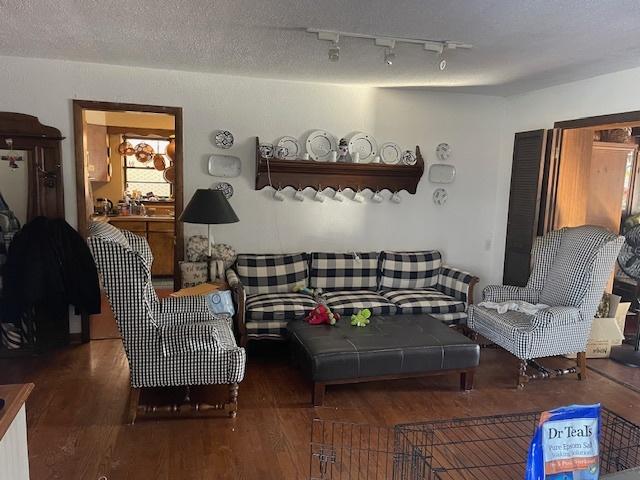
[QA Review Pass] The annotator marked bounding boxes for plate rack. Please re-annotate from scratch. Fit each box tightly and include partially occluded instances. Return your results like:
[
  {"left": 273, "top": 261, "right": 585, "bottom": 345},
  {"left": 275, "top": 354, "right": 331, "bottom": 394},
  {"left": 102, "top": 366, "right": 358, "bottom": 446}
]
[{"left": 254, "top": 137, "right": 424, "bottom": 193}]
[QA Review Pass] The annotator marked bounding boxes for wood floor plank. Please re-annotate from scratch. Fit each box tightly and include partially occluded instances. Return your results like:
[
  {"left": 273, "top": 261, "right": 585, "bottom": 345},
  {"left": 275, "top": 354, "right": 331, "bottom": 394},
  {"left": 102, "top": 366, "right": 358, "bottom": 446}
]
[{"left": 1, "top": 340, "right": 640, "bottom": 479}]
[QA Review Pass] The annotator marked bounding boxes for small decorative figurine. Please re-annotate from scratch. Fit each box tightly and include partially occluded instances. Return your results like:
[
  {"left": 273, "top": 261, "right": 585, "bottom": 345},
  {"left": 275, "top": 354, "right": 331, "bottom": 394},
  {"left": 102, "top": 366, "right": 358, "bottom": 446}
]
[{"left": 337, "top": 138, "right": 349, "bottom": 163}]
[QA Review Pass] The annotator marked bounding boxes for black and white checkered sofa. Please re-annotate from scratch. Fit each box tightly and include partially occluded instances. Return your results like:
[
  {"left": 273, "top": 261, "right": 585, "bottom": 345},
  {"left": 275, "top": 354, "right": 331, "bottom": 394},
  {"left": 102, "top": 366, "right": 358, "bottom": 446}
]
[{"left": 226, "top": 250, "right": 478, "bottom": 346}]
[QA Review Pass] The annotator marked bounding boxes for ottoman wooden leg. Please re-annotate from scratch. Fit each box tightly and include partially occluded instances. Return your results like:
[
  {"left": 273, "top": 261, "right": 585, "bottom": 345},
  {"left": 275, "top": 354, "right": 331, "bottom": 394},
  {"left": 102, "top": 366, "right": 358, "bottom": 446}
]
[
  {"left": 460, "top": 371, "right": 475, "bottom": 391},
  {"left": 313, "top": 383, "right": 325, "bottom": 407}
]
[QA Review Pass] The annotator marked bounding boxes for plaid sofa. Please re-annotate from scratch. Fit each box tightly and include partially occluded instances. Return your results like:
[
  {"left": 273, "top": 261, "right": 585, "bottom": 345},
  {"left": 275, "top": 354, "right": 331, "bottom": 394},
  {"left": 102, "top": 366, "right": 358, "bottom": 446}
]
[{"left": 227, "top": 250, "right": 478, "bottom": 345}]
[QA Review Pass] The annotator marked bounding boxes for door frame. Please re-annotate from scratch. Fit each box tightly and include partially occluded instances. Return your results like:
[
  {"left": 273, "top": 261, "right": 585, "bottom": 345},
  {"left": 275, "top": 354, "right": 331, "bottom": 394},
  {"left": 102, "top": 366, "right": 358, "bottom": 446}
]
[
  {"left": 72, "top": 100, "right": 184, "bottom": 341},
  {"left": 555, "top": 110, "right": 640, "bottom": 129}
]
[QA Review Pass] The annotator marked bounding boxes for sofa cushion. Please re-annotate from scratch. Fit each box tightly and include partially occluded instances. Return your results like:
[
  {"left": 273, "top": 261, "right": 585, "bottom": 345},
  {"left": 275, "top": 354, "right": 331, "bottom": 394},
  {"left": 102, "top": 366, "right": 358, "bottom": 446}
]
[
  {"left": 245, "top": 292, "right": 316, "bottom": 321},
  {"left": 322, "top": 290, "right": 396, "bottom": 316},
  {"left": 246, "top": 320, "right": 289, "bottom": 338},
  {"left": 236, "top": 253, "right": 308, "bottom": 295},
  {"left": 381, "top": 288, "right": 466, "bottom": 315},
  {"left": 379, "top": 251, "right": 442, "bottom": 289},
  {"left": 309, "top": 252, "right": 379, "bottom": 290}
]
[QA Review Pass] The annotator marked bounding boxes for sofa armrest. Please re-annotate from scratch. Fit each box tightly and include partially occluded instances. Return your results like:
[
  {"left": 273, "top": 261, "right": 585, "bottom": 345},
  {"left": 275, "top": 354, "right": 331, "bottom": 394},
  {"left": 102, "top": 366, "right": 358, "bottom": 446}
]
[
  {"left": 226, "top": 268, "right": 248, "bottom": 347},
  {"left": 482, "top": 285, "right": 540, "bottom": 304},
  {"left": 437, "top": 266, "right": 479, "bottom": 305}
]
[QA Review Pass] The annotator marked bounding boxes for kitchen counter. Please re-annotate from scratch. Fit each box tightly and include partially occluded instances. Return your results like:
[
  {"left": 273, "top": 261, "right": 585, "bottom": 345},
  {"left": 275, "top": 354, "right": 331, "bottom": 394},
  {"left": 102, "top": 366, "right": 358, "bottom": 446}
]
[{"left": 91, "top": 215, "right": 174, "bottom": 223}]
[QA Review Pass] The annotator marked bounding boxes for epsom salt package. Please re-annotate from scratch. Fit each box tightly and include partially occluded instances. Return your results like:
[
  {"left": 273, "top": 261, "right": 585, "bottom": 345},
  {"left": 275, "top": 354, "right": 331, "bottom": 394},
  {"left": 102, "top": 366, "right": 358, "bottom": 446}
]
[{"left": 526, "top": 404, "right": 601, "bottom": 480}]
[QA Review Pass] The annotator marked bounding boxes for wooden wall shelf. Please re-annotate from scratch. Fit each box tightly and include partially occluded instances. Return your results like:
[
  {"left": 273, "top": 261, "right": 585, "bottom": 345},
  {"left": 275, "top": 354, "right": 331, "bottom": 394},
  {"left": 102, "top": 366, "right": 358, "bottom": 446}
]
[{"left": 254, "top": 137, "right": 424, "bottom": 193}]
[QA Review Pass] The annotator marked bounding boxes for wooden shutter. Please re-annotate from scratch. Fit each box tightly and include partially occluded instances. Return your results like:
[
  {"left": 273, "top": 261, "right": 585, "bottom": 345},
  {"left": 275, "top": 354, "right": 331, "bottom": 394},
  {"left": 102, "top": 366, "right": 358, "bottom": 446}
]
[{"left": 503, "top": 130, "right": 549, "bottom": 286}]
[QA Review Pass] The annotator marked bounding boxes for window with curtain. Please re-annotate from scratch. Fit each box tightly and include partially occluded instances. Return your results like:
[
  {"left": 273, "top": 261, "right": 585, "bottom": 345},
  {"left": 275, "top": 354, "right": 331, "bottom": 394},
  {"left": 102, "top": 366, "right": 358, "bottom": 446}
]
[{"left": 123, "top": 137, "right": 172, "bottom": 198}]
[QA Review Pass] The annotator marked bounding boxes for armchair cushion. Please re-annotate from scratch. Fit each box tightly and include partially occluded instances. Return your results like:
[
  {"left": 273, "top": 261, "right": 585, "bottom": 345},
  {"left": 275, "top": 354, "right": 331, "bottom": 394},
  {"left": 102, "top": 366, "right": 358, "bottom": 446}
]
[
  {"left": 482, "top": 285, "right": 540, "bottom": 304},
  {"left": 322, "top": 290, "right": 396, "bottom": 316},
  {"left": 160, "top": 295, "right": 209, "bottom": 314},
  {"left": 235, "top": 253, "right": 308, "bottom": 295},
  {"left": 379, "top": 250, "right": 442, "bottom": 289},
  {"left": 245, "top": 292, "right": 316, "bottom": 321},
  {"left": 309, "top": 252, "right": 379, "bottom": 290},
  {"left": 380, "top": 288, "right": 465, "bottom": 315}
]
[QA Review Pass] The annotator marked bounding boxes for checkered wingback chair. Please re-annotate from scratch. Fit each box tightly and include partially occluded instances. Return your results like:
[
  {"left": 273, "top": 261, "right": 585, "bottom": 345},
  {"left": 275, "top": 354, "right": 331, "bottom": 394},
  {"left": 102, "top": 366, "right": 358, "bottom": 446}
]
[
  {"left": 88, "top": 222, "right": 246, "bottom": 421},
  {"left": 468, "top": 225, "right": 623, "bottom": 386}
]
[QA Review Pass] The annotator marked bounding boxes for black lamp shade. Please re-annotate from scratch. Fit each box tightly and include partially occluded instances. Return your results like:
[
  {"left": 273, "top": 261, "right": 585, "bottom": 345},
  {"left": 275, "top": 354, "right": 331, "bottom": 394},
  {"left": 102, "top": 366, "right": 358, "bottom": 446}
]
[{"left": 179, "top": 189, "right": 239, "bottom": 225}]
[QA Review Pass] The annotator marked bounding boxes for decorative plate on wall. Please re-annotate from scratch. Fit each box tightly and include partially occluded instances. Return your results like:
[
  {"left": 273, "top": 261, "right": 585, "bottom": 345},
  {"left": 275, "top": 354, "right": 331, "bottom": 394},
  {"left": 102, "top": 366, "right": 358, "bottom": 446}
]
[
  {"left": 277, "top": 136, "right": 301, "bottom": 160},
  {"left": 345, "top": 131, "right": 378, "bottom": 163},
  {"left": 305, "top": 130, "right": 337, "bottom": 162},
  {"left": 436, "top": 143, "right": 451, "bottom": 161},
  {"left": 401, "top": 150, "right": 417, "bottom": 165},
  {"left": 433, "top": 187, "right": 448, "bottom": 205},
  {"left": 214, "top": 130, "right": 234, "bottom": 149},
  {"left": 428, "top": 163, "right": 456, "bottom": 184},
  {"left": 208, "top": 154, "right": 241, "bottom": 177},
  {"left": 213, "top": 182, "right": 234, "bottom": 198},
  {"left": 379, "top": 142, "right": 402, "bottom": 164}
]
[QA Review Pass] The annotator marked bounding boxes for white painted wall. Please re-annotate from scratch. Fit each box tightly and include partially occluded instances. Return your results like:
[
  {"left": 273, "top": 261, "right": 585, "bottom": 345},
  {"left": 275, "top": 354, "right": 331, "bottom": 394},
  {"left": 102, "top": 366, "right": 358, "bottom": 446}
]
[
  {"left": 0, "top": 55, "right": 507, "bottom": 305},
  {"left": 490, "top": 66, "right": 640, "bottom": 282}
]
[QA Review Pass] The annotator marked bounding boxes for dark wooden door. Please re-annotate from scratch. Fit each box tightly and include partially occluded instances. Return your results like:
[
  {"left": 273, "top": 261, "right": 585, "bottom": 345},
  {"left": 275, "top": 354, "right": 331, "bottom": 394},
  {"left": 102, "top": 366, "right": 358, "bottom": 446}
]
[{"left": 503, "top": 130, "right": 550, "bottom": 286}]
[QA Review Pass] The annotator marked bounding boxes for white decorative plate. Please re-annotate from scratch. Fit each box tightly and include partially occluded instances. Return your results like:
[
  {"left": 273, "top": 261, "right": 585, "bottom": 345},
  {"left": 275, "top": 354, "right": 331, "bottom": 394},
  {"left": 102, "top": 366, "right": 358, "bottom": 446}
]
[
  {"left": 436, "top": 143, "right": 451, "bottom": 161},
  {"left": 345, "top": 131, "right": 378, "bottom": 163},
  {"left": 214, "top": 130, "right": 234, "bottom": 149},
  {"left": 428, "top": 164, "right": 456, "bottom": 184},
  {"left": 401, "top": 150, "right": 417, "bottom": 165},
  {"left": 213, "top": 182, "right": 234, "bottom": 198},
  {"left": 433, "top": 188, "right": 448, "bottom": 205},
  {"left": 379, "top": 142, "right": 402, "bottom": 164},
  {"left": 277, "top": 136, "right": 301, "bottom": 160},
  {"left": 305, "top": 130, "right": 337, "bottom": 162},
  {"left": 207, "top": 154, "right": 241, "bottom": 177}
]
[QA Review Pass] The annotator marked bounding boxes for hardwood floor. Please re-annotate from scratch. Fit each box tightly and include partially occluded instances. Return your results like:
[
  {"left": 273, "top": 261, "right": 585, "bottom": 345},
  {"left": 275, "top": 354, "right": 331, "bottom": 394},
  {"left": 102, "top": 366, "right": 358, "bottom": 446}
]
[{"left": 1, "top": 341, "right": 640, "bottom": 479}]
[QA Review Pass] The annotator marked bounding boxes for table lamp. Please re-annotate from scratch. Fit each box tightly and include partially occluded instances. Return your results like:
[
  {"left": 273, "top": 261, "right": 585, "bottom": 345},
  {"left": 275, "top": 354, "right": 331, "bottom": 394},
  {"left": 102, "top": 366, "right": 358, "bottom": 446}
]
[{"left": 179, "top": 189, "right": 239, "bottom": 261}]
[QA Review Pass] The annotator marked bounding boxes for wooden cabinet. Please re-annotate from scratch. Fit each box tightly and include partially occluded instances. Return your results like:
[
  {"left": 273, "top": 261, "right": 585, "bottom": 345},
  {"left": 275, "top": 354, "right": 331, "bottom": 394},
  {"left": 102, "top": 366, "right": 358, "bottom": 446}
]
[
  {"left": 85, "top": 124, "right": 111, "bottom": 183},
  {"left": 109, "top": 218, "right": 175, "bottom": 276},
  {"left": 147, "top": 222, "right": 175, "bottom": 276}
]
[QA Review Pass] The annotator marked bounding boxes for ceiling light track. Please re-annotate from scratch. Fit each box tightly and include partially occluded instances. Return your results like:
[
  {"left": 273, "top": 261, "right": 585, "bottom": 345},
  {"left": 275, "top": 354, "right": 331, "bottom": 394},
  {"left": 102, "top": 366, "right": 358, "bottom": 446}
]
[{"left": 308, "top": 28, "right": 472, "bottom": 67}]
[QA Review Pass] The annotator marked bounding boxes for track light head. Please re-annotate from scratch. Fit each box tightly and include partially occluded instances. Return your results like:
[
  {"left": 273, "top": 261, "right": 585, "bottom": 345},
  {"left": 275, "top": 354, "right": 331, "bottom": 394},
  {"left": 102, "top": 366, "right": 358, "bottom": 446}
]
[
  {"left": 328, "top": 42, "right": 340, "bottom": 62},
  {"left": 384, "top": 48, "right": 396, "bottom": 66}
]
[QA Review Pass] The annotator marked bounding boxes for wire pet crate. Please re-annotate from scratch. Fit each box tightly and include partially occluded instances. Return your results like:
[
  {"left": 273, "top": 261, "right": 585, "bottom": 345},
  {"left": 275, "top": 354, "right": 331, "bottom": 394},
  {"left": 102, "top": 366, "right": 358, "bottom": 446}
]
[{"left": 310, "top": 408, "right": 640, "bottom": 480}]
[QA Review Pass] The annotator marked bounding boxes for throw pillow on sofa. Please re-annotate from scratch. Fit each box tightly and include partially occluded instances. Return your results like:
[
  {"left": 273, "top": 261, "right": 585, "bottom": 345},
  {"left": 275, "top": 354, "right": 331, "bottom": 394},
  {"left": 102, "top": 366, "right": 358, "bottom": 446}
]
[
  {"left": 309, "top": 252, "right": 379, "bottom": 290},
  {"left": 236, "top": 253, "right": 308, "bottom": 295},
  {"left": 379, "top": 250, "right": 442, "bottom": 289}
]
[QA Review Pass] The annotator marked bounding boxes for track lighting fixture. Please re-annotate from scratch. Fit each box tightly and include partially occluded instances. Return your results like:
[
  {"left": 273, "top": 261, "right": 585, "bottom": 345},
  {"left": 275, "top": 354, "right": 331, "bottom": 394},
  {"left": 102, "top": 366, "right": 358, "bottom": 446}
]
[
  {"left": 328, "top": 42, "right": 340, "bottom": 62},
  {"left": 384, "top": 48, "right": 395, "bottom": 66},
  {"left": 439, "top": 55, "right": 447, "bottom": 71},
  {"left": 308, "top": 28, "right": 471, "bottom": 70}
]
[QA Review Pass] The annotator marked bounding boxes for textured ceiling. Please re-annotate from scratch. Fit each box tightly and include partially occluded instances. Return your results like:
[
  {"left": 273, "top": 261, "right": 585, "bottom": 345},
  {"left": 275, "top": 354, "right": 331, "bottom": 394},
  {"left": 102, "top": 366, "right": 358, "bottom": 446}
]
[{"left": 2, "top": 0, "right": 640, "bottom": 95}]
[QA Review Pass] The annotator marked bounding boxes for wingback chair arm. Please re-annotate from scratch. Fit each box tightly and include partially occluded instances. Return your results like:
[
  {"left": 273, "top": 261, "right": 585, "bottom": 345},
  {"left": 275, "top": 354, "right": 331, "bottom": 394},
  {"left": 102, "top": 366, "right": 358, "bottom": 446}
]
[
  {"left": 482, "top": 285, "right": 541, "bottom": 304},
  {"left": 155, "top": 310, "right": 225, "bottom": 326},
  {"left": 226, "top": 268, "right": 248, "bottom": 347},
  {"left": 158, "top": 320, "right": 221, "bottom": 356},
  {"left": 531, "top": 306, "right": 582, "bottom": 328},
  {"left": 160, "top": 295, "right": 209, "bottom": 314}
]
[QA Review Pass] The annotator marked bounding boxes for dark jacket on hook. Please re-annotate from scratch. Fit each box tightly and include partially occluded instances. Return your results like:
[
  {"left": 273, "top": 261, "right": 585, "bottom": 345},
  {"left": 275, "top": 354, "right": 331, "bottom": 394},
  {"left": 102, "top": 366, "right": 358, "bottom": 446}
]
[{"left": 1, "top": 217, "right": 101, "bottom": 325}]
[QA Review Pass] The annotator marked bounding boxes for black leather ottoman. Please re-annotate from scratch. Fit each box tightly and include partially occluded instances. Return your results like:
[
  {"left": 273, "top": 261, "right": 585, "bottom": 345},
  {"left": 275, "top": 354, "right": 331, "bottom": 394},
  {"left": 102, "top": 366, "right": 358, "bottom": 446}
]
[{"left": 288, "top": 314, "right": 480, "bottom": 406}]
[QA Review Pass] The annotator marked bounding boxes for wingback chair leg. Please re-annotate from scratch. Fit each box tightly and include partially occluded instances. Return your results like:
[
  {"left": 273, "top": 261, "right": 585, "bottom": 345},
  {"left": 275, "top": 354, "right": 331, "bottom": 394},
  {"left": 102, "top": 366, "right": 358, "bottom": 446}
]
[
  {"left": 228, "top": 383, "right": 239, "bottom": 418},
  {"left": 577, "top": 352, "right": 587, "bottom": 380},
  {"left": 128, "top": 387, "right": 141, "bottom": 425},
  {"left": 517, "top": 360, "right": 528, "bottom": 389}
]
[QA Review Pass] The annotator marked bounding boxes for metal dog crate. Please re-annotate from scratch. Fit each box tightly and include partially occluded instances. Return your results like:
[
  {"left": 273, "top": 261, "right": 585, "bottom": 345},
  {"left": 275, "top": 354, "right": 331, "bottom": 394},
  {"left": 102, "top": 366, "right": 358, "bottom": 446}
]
[{"left": 310, "top": 408, "right": 640, "bottom": 479}]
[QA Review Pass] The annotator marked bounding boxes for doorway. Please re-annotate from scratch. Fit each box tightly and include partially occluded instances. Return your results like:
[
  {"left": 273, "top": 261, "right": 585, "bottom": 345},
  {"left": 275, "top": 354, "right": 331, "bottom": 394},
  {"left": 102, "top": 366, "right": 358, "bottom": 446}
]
[{"left": 72, "top": 100, "right": 184, "bottom": 340}]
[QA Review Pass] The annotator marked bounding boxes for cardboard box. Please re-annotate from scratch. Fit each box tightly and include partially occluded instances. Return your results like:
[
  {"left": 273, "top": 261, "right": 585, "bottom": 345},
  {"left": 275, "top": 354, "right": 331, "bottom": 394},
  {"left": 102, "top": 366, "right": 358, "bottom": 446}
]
[{"left": 565, "top": 302, "right": 630, "bottom": 359}]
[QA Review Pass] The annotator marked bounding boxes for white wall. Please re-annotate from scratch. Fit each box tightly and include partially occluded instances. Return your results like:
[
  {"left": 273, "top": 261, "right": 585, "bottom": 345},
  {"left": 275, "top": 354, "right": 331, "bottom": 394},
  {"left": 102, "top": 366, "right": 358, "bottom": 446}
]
[
  {"left": 490, "top": 66, "right": 640, "bottom": 282},
  {"left": 0, "top": 55, "right": 507, "bottom": 295}
]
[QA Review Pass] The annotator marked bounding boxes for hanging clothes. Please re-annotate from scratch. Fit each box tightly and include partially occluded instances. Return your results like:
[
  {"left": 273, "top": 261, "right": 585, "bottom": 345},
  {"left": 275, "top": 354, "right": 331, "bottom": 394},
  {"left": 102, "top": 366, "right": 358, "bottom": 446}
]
[{"left": 1, "top": 217, "right": 100, "bottom": 347}]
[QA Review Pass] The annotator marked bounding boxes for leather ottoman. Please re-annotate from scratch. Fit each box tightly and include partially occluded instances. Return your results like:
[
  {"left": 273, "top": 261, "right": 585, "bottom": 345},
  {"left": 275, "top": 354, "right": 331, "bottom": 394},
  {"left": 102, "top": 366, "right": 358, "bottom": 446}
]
[{"left": 288, "top": 314, "right": 480, "bottom": 406}]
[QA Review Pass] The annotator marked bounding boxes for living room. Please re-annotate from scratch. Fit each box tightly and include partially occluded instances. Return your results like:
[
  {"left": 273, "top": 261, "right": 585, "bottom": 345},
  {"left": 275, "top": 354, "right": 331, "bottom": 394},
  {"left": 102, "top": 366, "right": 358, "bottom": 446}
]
[{"left": 2, "top": 1, "right": 640, "bottom": 479}]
